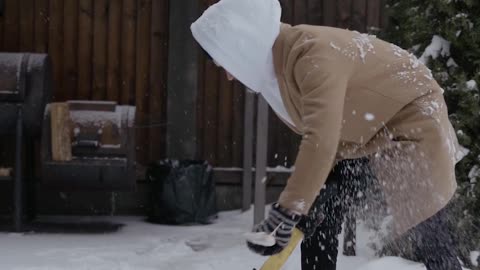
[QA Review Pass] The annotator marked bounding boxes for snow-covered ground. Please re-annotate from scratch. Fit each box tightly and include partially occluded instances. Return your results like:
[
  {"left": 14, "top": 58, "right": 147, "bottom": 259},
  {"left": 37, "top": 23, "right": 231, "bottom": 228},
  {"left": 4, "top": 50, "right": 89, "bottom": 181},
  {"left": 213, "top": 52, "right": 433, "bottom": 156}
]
[{"left": 0, "top": 210, "right": 461, "bottom": 270}]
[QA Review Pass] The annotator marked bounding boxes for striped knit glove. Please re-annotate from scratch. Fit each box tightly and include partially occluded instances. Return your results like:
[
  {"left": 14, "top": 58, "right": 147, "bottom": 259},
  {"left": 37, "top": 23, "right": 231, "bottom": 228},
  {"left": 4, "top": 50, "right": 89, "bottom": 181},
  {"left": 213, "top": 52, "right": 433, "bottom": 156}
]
[{"left": 246, "top": 203, "right": 301, "bottom": 256}]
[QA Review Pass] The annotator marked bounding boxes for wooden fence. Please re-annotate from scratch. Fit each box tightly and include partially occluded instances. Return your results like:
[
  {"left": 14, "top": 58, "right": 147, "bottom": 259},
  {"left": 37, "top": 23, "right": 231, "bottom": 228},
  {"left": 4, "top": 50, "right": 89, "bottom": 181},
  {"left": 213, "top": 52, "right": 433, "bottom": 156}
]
[
  {"left": 196, "top": 0, "right": 388, "bottom": 168},
  {"left": 0, "top": 0, "right": 387, "bottom": 168},
  {"left": 0, "top": 0, "right": 169, "bottom": 164}
]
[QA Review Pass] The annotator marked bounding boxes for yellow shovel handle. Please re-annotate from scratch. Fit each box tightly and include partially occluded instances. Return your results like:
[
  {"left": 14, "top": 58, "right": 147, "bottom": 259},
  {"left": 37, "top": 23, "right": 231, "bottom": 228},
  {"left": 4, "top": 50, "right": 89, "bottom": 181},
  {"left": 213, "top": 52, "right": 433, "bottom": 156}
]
[{"left": 259, "top": 228, "right": 304, "bottom": 270}]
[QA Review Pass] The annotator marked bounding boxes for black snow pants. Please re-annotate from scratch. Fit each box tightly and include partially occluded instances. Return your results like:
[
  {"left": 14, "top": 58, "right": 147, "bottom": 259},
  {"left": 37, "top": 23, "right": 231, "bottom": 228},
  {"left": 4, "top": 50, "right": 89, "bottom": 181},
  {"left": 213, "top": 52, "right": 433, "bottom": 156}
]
[{"left": 300, "top": 158, "right": 461, "bottom": 270}]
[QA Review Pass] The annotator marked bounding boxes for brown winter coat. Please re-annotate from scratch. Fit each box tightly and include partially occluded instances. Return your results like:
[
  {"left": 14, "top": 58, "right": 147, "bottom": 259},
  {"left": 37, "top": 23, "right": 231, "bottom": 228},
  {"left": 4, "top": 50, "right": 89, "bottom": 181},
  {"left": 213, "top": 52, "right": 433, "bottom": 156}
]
[{"left": 273, "top": 24, "right": 460, "bottom": 234}]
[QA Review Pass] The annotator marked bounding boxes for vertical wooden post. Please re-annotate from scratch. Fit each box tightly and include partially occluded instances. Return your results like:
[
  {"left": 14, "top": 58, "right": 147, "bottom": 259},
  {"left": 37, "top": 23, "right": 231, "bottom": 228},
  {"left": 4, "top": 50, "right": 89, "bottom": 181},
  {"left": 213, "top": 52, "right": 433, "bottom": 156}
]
[
  {"left": 254, "top": 94, "right": 269, "bottom": 224},
  {"left": 242, "top": 90, "right": 255, "bottom": 212},
  {"left": 166, "top": 0, "right": 199, "bottom": 159},
  {"left": 232, "top": 82, "right": 245, "bottom": 167}
]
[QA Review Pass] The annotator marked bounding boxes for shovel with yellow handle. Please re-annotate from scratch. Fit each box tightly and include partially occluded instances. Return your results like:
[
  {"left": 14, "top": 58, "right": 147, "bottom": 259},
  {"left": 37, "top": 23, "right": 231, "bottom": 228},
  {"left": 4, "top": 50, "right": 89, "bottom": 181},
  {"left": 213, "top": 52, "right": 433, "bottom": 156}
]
[
  {"left": 251, "top": 181, "right": 338, "bottom": 270},
  {"left": 245, "top": 226, "right": 305, "bottom": 270},
  {"left": 255, "top": 228, "right": 304, "bottom": 270}
]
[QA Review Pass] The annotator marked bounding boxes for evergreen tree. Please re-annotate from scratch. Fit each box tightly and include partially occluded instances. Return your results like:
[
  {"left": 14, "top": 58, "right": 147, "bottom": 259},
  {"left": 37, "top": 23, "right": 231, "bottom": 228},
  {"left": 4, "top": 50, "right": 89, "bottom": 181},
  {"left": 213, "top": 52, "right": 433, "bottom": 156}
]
[{"left": 381, "top": 0, "right": 480, "bottom": 267}]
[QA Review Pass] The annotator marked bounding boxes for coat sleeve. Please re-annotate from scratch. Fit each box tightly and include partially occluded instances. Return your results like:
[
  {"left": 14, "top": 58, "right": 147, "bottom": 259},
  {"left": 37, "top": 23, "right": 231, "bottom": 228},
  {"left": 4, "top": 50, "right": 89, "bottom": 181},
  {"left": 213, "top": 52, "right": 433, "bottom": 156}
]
[{"left": 278, "top": 52, "right": 351, "bottom": 215}]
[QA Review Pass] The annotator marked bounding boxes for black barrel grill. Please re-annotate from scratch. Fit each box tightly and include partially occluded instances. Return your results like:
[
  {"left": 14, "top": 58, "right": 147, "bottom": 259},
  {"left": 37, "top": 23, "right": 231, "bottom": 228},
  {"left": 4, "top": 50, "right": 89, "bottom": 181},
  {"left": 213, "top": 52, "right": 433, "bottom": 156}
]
[
  {"left": 0, "top": 53, "right": 137, "bottom": 232},
  {"left": 0, "top": 53, "right": 52, "bottom": 231}
]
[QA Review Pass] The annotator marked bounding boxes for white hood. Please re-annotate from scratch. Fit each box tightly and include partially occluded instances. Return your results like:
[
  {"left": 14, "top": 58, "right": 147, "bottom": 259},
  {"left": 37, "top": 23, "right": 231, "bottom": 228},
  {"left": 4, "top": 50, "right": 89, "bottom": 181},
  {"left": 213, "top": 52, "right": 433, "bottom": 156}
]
[{"left": 191, "top": 0, "right": 294, "bottom": 126}]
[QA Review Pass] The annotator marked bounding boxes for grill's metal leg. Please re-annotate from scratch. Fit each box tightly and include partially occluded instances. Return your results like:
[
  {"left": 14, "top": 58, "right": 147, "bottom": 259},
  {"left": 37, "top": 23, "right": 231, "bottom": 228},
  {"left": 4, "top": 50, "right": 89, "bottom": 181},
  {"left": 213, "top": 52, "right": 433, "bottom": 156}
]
[
  {"left": 26, "top": 137, "right": 36, "bottom": 221},
  {"left": 13, "top": 105, "right": 23, "bottom": 232},
  {"left": 253, "top": 95, "right": 269, "bottom": 225}
]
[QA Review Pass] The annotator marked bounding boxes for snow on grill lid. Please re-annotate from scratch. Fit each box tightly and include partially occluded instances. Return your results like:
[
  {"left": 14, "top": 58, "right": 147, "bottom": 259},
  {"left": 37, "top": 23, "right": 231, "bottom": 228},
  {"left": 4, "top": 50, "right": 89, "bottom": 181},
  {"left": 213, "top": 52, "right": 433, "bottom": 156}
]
[{"left": 70, "top": 107, "right": 122, "bottom": 128}]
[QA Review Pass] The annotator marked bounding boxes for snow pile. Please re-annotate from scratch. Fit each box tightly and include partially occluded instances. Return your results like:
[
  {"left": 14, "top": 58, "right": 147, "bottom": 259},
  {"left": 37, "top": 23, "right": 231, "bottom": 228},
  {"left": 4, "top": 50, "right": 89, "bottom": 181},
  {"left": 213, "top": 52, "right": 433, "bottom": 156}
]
[
  {"left": 0, "top": 210, "right": 469, "bottom": 270},
  {"left": 447, "top": 57, "right": 459, "bottom": 67},
  {"left": 70, "top": 108, "right": 122, "bottom": 128},
  {"left": 471, "top": 251, "right": 480, "bottom": 267},
  {"left": 267, "top": 165, "right": 295, "bottom": 173},
  {"left": 455, "top": 144, "right": 470, "bottom": 163},
  {"left": 468, "top": 165, "right": 479, "bottom": 184},
  {"left": 419, "top": 35, "right": 451, "bottom": 64},
  {"left": 466, "top": 80, "right": 478, "bottom": 91}
]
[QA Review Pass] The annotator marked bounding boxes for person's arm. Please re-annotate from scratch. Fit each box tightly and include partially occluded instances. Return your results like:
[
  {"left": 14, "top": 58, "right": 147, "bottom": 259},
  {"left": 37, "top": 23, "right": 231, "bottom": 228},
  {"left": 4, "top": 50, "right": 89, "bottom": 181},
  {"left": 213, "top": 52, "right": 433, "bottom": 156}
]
[{"left": 278, "top": 50, "right": 352, "bottom": 215}]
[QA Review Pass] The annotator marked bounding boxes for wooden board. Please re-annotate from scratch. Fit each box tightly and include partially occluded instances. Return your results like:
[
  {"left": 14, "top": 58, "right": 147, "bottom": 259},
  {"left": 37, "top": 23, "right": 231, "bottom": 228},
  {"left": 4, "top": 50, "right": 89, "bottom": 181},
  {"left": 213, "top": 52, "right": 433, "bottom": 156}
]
[
  {"left": 307, "top": 0, "right": 323, "bottom": 25},
  {"left": 282, "top": 0, "right": 294, "bottom": 24},
  {"left": 48, "top": 0, "right": 64, "bottom": 100},
  {"left": 121, "top": 0, "right": 137, "bottom": 105},
  {"left": 323, "top": 0, "right": 337, "bottom": 27},
  {"left": 78, "top": 0, "right": 93, "bottom": 100},
  {"left": 352, "top": 0, "right": 367, "bottom": 32},
  {"left": 19, "top": 0, "right": 35, "bottom": 51},
  {"left": 380, "top": 0, "right": 389, "bottom": 30},
  {"left": 4, "top": 0, "right": 19, "bottom": 51},
  {"left": 63, "top": 0, "right": 79, "bottom": 101},
  {"left": 366, "top": 0, "right": 381, "bottom": 32},
  {"left": 34, "top": 0, "right": 49, "bottom": 53},
  {"left": 50, "top": 103, "right": 72, "bottom": 161},
  {"left": 107, "top": 0, "right": 122, "bottom": 102},
  {"left": 337, "top": 0, "right": 352, "bottom": 29},
  {"left": 92, "top": 0, "right": 108, "bottom": 100},
  {"left": 293, "top": 0, "right": 308, "bottom": 25},
  {"left": 0, "top": 1, "right": 3, "bottom": 49}
]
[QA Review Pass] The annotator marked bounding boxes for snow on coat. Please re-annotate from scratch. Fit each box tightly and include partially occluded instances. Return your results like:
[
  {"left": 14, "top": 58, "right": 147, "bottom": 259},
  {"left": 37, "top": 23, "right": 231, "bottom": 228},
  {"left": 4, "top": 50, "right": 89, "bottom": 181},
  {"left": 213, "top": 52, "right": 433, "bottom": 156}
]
[{"left": 273, "top": 24, "right": 461, "bottom": 235}]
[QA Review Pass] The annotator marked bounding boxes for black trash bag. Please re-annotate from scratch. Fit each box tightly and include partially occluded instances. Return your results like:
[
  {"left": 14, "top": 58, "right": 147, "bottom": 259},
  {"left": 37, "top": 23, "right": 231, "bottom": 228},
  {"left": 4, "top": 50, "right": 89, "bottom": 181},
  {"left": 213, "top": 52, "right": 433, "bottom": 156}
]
[{"left": 146, "top": 159, "right": 217, "bottom": 225}]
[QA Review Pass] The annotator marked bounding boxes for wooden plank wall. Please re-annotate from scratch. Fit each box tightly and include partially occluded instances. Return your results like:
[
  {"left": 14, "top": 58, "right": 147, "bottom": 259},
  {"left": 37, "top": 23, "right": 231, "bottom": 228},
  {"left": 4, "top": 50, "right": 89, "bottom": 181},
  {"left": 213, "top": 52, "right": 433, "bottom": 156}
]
[
  {"left": 0, "top": 0, "right": 386, "bottom": 168},
  {"left": 197, "top": 0, "right": 387, "bottom": 168},
  {"left": 0, "top": 0, "right": 169, "bottom": 164}
]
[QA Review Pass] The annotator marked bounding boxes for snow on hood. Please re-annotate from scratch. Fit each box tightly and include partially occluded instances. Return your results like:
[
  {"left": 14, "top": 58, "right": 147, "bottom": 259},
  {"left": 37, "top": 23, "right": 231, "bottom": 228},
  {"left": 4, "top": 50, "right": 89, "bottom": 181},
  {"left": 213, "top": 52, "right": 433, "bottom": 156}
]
[{"left": 190, "top": 0, "right": 281, "bottom": 93}]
